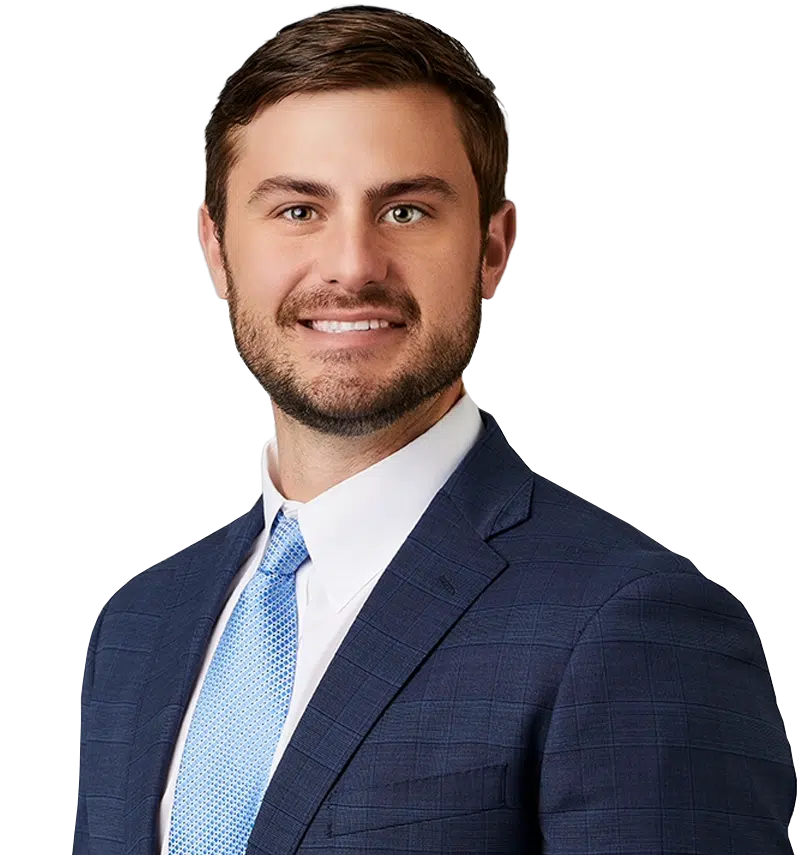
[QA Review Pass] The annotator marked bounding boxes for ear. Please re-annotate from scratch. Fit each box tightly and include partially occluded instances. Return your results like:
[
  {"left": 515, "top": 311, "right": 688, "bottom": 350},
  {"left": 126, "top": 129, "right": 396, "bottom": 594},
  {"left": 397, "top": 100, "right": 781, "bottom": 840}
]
[
  {"left": 198, "top": 203, "right": 230, "bottom": 300},
  {"left": 480, "top": 200, "right": 516, "bottom": 300}
]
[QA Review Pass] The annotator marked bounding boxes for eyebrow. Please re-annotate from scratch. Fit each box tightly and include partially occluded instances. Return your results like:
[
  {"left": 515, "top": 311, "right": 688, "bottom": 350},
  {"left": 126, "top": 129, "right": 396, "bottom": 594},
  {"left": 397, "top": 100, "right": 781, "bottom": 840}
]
[{"left": 246, "top": 174, "right": 460, "bottom": 207}]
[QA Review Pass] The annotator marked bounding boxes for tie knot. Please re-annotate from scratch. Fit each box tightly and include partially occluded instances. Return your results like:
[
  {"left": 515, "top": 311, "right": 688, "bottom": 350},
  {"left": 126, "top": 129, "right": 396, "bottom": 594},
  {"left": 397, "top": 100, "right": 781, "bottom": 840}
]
[{"left": 258, "top": 510, "right": 309, "bottom": 578}]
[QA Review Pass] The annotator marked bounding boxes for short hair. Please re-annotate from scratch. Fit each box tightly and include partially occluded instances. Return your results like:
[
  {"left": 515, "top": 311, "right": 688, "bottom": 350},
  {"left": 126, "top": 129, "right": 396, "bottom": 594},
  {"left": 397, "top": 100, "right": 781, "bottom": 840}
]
[{"left": 204, "top": 4, "right": 508, "bottom": 243}]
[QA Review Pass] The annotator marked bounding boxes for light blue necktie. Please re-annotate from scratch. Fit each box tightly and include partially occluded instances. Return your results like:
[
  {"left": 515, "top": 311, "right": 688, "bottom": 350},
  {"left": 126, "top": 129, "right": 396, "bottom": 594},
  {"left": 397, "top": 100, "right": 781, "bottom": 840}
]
[{"left": 168, "top": 509, "right": 309, "bottom": 855}]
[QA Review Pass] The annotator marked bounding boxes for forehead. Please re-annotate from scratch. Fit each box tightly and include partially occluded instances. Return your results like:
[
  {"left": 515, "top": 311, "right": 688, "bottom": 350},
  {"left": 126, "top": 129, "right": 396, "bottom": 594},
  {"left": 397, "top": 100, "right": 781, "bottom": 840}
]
[{"left": 228, "top": 85, "right": 475, "bottom": 195}]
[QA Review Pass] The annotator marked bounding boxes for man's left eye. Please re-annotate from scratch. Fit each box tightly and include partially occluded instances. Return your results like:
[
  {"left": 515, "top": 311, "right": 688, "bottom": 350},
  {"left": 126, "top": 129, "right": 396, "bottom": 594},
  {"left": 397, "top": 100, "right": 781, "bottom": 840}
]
[{"left": 386, "top": 205, "right": 428, "bottom": 224}]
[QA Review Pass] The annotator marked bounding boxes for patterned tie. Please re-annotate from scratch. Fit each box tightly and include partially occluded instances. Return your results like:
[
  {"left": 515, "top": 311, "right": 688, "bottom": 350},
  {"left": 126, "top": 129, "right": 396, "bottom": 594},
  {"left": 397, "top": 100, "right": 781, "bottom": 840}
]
[{"left": 168, "top": 509, "right": 309, "bottom": 855}]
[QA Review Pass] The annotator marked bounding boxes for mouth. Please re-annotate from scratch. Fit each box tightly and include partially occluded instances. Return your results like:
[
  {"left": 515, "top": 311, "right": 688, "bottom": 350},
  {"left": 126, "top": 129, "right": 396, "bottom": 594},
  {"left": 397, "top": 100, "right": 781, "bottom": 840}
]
[
  {"left": 295, "top": 318, "right": 407, "bottom": 348},
  {"left": 298, "top": 321, "right": 405, "bottom": 335}
]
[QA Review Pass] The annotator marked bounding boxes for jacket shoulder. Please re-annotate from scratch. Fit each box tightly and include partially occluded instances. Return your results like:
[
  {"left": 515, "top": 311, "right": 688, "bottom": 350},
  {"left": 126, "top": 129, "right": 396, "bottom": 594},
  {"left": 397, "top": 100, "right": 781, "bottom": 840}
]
[
  {"left": 98, "top": 499, "right": 262, "bottom": 617},
  {"left": 515, "top": 470, "right": 703, "bottom": 586}
]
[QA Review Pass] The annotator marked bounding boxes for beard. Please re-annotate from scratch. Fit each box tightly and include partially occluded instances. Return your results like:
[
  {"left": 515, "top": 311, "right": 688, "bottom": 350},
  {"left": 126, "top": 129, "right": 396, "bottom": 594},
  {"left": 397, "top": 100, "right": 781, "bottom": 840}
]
[{"left": 221, "top": 249, "right": 484, "bottom": 438}]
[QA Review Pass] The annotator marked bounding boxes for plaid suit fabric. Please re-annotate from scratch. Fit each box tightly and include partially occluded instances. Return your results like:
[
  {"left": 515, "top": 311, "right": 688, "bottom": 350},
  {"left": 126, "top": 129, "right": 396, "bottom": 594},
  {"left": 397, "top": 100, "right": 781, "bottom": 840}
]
[{"left": 73, "top": 410, "right": 796, "bottom": 854}]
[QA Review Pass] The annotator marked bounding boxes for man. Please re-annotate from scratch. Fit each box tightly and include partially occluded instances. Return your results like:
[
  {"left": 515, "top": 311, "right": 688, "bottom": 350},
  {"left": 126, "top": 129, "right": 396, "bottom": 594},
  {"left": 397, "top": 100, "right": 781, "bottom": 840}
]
[{"left": 72, "top": 5, "right": 796, "bottom": 854}]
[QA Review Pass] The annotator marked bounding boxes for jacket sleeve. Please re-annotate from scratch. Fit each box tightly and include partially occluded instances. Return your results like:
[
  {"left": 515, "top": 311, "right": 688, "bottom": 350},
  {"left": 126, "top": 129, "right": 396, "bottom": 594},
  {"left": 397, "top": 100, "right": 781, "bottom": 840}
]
[
  {"left": 72, "top": 602, "right": 108, "bottom": 855},
  {"left": 538, "top": 569, "right": 796, "bottom": 854}
]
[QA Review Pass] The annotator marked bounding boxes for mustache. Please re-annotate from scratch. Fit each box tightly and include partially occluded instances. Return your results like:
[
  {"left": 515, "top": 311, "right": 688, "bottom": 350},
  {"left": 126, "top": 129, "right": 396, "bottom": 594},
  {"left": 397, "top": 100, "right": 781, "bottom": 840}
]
[{"left": 281, "top": 285, "right": 421, "bottom": 326}]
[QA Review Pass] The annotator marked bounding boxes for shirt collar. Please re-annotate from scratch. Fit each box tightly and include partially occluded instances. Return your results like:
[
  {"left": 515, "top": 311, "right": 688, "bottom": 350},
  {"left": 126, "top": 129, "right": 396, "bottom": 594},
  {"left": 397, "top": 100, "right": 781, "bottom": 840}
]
[{"left": 260, "top": 389, "right": 484, "bottom": 612}]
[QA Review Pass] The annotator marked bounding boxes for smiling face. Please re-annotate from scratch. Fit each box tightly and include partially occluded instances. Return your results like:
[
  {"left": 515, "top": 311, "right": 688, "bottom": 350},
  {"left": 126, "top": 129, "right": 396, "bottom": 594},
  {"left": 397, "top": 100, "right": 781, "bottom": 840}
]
[{"left": 199, "top": 84, "right": 515, "bottom": 437}]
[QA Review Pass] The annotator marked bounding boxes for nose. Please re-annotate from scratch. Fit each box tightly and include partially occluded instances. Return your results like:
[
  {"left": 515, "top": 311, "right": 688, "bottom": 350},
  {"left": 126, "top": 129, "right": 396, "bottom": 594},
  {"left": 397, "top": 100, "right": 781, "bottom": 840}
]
[{"left": 316, "top": 210, "right": 389, "bottom": 290}]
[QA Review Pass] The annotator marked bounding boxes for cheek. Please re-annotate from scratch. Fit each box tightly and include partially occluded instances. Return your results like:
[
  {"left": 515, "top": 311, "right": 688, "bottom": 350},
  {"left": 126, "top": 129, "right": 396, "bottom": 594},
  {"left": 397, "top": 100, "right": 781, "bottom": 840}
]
[
  {"left": 227, "top": 226, "right": 309, "bottom": 302},
  {"left": 231, "top": 219, "right": 308, "bottom": 279}
]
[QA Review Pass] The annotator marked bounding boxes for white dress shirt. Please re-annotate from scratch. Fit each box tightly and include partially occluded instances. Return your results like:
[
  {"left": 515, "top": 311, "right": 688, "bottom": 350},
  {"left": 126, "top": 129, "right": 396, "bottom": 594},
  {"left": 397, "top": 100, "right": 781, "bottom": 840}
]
[{"left": 158, "top": 389, "right": 484, "bottom": 851}]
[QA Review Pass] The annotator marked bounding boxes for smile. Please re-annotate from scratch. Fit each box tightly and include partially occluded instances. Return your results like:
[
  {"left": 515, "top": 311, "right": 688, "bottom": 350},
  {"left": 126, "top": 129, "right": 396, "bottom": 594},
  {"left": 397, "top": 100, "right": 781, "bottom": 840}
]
[{"left": 296, "top": 319, "right": 407, "bottom": 348}]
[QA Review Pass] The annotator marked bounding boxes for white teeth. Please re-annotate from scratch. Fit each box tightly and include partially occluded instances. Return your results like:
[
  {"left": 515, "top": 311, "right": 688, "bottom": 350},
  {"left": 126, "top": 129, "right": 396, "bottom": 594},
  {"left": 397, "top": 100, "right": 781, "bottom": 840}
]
[{"left": 309, "top": 319, "right": 392, "bottom": 332}]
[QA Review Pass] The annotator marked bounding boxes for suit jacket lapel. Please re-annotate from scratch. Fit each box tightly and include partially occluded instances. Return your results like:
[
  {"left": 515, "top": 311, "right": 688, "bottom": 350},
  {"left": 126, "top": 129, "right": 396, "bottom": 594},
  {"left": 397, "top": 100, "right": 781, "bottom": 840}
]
[
  {"left": 123, "top": 496, "right": 266, "bottom": 855},
  {"left": 246, "top": 409, "right": 534, "bottom": 855}
]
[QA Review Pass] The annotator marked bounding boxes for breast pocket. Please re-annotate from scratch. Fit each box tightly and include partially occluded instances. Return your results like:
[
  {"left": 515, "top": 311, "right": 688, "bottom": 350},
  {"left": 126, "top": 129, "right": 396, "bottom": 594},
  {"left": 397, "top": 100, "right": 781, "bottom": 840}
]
[{"left": 326, "top": 762, "right": 509, "bottom": 837}]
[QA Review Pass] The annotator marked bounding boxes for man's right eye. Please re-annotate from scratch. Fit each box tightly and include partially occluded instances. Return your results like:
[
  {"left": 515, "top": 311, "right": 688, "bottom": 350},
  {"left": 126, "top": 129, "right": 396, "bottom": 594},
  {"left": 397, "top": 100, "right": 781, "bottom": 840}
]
[{"left": 279, "top": 205, "right": 316, "bottom": 221}]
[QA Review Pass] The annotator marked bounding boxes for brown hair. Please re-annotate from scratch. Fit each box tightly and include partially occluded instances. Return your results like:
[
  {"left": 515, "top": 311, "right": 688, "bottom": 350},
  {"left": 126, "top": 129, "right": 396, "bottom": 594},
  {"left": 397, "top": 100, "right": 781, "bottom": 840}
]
[{"left": 204, "top": 4, "right": 508, "bottom": 243}]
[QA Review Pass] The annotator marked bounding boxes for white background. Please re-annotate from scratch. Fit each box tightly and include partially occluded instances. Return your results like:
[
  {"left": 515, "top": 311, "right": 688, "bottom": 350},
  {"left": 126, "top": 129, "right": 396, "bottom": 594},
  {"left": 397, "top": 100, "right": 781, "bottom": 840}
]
[{"left": 2, "top": 0, "right": 797, "bottom": 849}]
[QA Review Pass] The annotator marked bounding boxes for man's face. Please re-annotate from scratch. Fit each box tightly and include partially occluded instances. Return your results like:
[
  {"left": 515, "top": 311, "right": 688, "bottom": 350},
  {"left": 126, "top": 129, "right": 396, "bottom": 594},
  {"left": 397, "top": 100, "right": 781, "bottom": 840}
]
[{"left": 201, "top": 85, "right": 510, "bottom": 436}]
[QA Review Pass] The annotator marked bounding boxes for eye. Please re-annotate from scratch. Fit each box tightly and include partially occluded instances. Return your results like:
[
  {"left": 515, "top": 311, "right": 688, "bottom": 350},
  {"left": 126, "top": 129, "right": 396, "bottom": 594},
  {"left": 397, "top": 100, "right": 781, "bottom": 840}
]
[
  {"left": 279, "top": 205, "right": 317, "bottom": 222},
  {"left": 386, "top": 205, "right": 428, "bottom": 225}
]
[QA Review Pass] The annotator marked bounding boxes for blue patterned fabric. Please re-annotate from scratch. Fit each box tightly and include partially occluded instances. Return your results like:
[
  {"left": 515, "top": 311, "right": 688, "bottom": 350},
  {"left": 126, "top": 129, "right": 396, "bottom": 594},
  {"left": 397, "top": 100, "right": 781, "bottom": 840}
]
[
  {"left": 72, "top": 410, "right": 796, "bottom": 854},
  {"left": 167, "top": 510, "right": 308, "bottom": 855}
]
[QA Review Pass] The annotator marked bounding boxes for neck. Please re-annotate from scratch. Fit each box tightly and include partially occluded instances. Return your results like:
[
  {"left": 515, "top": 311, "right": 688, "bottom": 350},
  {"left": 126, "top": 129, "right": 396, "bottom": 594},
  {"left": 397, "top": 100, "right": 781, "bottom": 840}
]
[{"left": 269, "top": 379, "right": 465, "bottom": 503}]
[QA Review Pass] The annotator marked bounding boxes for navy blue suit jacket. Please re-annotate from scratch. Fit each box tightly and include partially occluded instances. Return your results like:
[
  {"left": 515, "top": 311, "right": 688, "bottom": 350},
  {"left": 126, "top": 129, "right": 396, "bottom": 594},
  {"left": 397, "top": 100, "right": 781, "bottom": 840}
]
[{"left": 73, "top": 409, "right": 796, "bottom": 853}]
